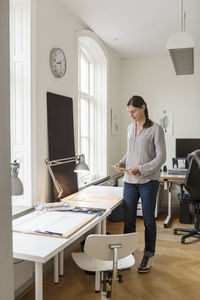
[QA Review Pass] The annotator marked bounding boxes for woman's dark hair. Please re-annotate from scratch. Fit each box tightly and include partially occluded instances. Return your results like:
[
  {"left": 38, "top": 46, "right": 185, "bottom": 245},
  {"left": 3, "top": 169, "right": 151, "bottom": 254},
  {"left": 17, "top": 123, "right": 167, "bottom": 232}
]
[{"left": 127, "top": 95, "right": 153, "bottom": 128}]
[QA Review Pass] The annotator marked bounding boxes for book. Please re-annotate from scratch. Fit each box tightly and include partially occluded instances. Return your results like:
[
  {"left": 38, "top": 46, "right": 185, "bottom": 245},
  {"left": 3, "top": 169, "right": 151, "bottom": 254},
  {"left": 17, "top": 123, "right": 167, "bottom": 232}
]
[
  {"left": 70, "top": 206, "right": 106, "bottom": 216},
  {"left": 47, "top": 205, "right": 106, "bottom": 216}
]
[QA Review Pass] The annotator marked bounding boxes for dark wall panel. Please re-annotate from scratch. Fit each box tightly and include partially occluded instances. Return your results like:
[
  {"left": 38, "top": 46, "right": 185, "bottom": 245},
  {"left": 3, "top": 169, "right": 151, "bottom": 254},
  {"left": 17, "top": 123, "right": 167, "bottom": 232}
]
[{"left": 47, "top": 92, "right": 78, "bottom": 200}]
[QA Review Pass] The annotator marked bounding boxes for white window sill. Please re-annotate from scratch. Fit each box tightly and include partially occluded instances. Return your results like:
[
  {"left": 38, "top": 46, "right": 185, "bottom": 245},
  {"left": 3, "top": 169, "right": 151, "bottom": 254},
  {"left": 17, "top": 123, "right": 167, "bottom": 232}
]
[{"left": 12, "top": 205, "right": 33, "bottom": 219}]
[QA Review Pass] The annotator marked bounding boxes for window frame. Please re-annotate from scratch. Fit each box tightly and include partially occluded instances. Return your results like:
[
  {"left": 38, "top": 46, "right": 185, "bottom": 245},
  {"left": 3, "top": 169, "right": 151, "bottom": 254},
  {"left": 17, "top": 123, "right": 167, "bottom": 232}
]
[
  {"left": 10, "top": 0, "right": 32, "bottom": 210},
  {"left": 78, "top": 39, "right": 107, "bottom": 188}
]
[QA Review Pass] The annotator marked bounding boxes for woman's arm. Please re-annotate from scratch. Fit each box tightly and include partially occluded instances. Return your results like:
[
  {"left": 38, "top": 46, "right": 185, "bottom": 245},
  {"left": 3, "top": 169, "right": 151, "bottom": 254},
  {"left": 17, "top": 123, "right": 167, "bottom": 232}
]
[
  {"left": 138, "top": 126, "right": 166, "bottom": 176},
  {"left": 120, "top": 153, "right": 127, "bottom": 166},
  {"left": 114, "top": 153, "right": 127, "bottom": 172}
]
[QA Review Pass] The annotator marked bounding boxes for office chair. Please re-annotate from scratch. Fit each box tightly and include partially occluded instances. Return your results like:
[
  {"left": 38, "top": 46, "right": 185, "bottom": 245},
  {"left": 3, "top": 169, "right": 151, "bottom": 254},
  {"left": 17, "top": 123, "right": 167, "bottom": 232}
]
[
  {"left": 174, "top": 150, "right": 200, "bottom": 244},
  {"left": 72, "top": 232, "right": 138, "bottom": 300}
]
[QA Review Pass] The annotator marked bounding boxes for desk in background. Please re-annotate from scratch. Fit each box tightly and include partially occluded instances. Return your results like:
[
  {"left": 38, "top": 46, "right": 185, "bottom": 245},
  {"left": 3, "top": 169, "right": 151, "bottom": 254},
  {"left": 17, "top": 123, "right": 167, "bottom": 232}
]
[
  {"left": 13, "top": 186, "right": 123, "bottom": 300},
  {"left": 160, "top": 172, "right": 185, "bottom": 228}
]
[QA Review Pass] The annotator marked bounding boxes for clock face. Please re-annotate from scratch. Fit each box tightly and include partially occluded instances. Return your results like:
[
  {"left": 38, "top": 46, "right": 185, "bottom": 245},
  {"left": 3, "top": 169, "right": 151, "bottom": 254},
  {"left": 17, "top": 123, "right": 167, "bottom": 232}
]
[{"left": 49, "top": 48, "right": 66, "bottom": 78}]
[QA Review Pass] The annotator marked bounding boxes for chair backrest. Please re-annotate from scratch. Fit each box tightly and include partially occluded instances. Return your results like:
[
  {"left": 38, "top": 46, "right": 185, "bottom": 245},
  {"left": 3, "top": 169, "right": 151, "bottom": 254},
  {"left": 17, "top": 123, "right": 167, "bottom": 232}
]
[
  {"left": 185, "top": 151, "right": 200, "bottom": 200},
  {"left": 84, "top": 232, "right": 138, "bottom": 261}
]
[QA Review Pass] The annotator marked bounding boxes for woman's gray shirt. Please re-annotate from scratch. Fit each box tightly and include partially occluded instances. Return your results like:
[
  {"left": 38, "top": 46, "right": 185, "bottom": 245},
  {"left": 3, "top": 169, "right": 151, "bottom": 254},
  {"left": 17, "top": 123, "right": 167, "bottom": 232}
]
[{"left": 120, "top": 122, "right": 166, "bottom": 184}]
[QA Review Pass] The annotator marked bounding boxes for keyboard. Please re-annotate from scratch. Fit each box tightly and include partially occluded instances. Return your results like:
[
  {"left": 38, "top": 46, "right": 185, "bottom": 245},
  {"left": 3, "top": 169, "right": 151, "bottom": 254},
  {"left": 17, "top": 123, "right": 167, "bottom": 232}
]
[{"left": 168, "top": 169, "right": 188, "bottom": 175}]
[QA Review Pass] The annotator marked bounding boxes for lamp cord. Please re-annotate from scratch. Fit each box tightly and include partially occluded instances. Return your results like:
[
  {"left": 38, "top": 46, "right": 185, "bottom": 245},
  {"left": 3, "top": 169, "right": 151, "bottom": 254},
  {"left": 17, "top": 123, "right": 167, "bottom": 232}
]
[{"left": 181, "top": 0, "right": 186, "bottom": 32}]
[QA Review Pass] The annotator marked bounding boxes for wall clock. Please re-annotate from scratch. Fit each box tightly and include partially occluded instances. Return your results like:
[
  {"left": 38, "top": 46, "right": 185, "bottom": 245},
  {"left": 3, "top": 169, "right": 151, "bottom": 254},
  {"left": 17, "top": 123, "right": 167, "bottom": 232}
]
[{"left": 49, "top": 47, "right": 67, "bottom": 78}]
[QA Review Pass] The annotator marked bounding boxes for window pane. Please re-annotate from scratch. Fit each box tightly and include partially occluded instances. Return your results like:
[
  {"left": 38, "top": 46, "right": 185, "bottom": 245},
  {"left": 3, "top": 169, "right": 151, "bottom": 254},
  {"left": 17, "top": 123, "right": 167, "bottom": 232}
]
[
  {"left": 80, "top": 98, "right": 89, "bottom": 137},
  {"left": 81, "top": 137, "right": 89, "bottom": 164},
  {"left": 78, "top": 39, "right": 107, "bottom": 188},
  {"left": 80, "top": 52, "right": 89, "bottom": 93},
  {"left": 10, "top": 0, "right": 31, "bottom": 207}
]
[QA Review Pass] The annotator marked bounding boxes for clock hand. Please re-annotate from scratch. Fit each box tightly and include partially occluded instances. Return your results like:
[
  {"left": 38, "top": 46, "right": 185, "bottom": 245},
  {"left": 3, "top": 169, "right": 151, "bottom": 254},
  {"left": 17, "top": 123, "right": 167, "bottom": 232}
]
[{"left": 56, "top": 62, "right": 62, "bottom": 74}]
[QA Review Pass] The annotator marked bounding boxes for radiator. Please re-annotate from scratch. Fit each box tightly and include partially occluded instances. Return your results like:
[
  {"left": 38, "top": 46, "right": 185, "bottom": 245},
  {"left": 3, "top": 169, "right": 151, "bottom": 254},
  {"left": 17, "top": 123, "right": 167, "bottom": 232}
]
[{"left": 14, "top": 260, "right": 34, "bottom": 291}]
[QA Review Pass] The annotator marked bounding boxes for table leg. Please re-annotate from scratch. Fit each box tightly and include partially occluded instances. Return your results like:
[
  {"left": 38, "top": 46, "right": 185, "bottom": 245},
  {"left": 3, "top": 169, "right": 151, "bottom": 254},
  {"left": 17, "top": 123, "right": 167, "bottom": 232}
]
[
  {"left": 102, "top": 218, "right": 106, "bottom": 234},
  {"left": 95, "top": 221, "right": 102, "bottom": 292},
  {"left": 54, "top": 254, "right": 59, "bottom": 283},
  {"left": 59, "top": 250, "right": 64, "bottom": 276},
  {"left": 164, "top": 182, "right": 172, "bottom": 228},
  {"left": 35, "top": 262, "right": 43, "bottom": 300},
  {"left": 95, "top": 222, "right": 101, "bottom": 234},
  {"left": 101, "top": 218, "right": 107, "bottom": 283}
]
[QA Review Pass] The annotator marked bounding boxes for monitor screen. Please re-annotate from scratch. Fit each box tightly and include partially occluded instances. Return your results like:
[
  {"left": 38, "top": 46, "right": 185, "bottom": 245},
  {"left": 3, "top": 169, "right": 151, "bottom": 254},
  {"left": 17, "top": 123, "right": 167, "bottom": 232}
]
[{"left": 176, "top": 138, "right": 200, "bottom": 159}]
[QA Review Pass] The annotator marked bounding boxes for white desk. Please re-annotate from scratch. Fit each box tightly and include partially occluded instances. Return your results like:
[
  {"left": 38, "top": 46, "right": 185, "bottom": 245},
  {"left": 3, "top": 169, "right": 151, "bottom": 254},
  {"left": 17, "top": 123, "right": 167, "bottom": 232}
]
[
  {"left": 160, "top": 173, "right": 185, "bottom": 228},
  {"left": 12, "top": 186, "right": 123, "bottom": 300}
]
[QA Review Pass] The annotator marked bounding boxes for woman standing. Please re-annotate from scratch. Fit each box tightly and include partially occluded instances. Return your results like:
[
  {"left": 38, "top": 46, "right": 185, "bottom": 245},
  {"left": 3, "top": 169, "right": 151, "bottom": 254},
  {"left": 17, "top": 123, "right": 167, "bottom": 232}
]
[{"left": 115, "top": 95, "right": 166, "bottom": 273}]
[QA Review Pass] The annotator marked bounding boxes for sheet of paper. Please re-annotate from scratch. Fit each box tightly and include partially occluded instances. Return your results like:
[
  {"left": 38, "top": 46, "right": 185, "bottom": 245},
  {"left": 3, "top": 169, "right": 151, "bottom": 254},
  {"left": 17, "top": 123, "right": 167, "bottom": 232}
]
[
  {"left": 13, "top": 211, "right": 96, "bottom": 238},
  {"left": 66, "top": 193, "right": 120, "bottom": 202}
]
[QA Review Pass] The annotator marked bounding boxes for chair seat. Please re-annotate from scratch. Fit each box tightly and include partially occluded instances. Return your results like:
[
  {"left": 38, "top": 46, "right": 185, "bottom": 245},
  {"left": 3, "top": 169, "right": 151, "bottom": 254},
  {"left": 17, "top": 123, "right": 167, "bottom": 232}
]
[{"left": 72, "top": 252, "right": 135, "bottom": 272}]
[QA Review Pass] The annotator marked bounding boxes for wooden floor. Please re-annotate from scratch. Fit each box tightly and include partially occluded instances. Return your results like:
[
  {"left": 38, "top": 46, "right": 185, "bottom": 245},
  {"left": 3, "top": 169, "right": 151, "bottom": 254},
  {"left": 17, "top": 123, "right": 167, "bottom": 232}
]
[{"left": 17, "top": 215, "right": 200, "bottom": 300}]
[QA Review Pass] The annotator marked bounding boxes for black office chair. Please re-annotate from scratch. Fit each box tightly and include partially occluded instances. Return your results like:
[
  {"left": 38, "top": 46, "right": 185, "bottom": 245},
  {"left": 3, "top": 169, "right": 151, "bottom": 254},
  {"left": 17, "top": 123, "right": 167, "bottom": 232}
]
[{"left": 174, "top": 150, "right": 200, "bottom": 244}]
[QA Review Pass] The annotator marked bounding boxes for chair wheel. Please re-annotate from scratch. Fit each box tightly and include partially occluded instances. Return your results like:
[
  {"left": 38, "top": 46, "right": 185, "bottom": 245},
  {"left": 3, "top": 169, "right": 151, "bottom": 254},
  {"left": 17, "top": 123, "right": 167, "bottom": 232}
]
[
  {"left": 118, "top": 274, "right": 123, "bottom": 283},
  {"left": 181, "top": 238, "right": 185, "bottom": 244},
  {"left": 106, "top": 290, "right": 111, "bottom": 298},
  {"left": 174, "top": 230, "right": 177, "bottom": 235}
]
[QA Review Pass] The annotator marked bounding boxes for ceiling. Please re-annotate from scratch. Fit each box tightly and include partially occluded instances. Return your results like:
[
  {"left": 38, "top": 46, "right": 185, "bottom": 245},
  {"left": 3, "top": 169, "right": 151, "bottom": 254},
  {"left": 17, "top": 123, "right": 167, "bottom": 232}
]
[{"left": 62, "top": 0, "right": 200, "bottom": 58}]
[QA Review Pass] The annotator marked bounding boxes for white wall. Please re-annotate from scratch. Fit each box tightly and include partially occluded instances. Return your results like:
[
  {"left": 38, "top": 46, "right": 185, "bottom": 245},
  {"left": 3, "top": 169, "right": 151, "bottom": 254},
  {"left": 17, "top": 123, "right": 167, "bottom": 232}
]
[
  {"left": 107, "top": 47, "right": 123, "bottom": 176},
  {"left": 32, "top": 0, "right": 122, "bottom": 203},
  {"left": 120, "top": 55, "right": 200, "bottom": 168},
  {"left": 0, "top": 0, "right": 14, "bottom": 299}
]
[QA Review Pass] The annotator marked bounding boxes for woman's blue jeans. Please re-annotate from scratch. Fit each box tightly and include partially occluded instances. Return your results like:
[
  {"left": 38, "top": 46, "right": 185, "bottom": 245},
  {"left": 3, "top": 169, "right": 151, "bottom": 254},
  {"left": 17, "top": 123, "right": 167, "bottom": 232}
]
[{"left": 123, "top": 180, "right": 159, "bottom": 257}]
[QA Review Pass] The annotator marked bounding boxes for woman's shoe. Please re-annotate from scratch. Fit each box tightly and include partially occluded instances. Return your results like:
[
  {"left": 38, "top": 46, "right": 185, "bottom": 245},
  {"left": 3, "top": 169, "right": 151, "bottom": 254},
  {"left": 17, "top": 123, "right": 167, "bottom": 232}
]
[{"left": 138, "top": 255, "right": 151, "bottom": 273}]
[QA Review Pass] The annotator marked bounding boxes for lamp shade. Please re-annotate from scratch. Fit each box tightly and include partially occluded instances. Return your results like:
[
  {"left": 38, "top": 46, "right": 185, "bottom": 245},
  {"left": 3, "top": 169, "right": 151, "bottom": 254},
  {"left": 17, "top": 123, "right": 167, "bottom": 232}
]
[
  {"left": 167, "top": 31, "right": 195, "bottom": 75},
  {"left": 45, "top": 153, "right": 89, "bottom": 199},
  {"left": 167, "top": 31, "right": 194, "bottom": 49},
  {"left": 11, "top": 161, "right": 23, "bottom": 196},
  {"left": 74, "top": 155, "right": 89, "bottom": 173}
]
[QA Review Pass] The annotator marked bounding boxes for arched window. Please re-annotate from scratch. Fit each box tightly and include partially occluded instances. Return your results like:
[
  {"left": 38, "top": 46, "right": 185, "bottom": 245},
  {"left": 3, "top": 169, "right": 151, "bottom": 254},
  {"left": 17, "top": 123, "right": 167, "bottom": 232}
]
[{"left": 78, "top": 32, "right": 107, "bottom": 187}]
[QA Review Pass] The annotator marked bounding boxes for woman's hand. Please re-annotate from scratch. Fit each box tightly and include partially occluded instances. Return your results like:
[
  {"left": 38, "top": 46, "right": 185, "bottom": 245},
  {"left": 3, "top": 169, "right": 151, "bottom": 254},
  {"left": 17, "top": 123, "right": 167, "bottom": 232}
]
[
  {"left": 126, "top": 167, "right": 139, "bottom": 175},
  {"left": 114, "top": 162, "right": 125, "bottom": 173}
]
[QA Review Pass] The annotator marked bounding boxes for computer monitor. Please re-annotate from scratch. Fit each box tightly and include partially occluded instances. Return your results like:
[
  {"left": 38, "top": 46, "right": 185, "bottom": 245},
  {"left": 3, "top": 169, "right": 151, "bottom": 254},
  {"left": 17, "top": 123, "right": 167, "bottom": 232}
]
[{"left": 176, "top": 138, "right": 200, "bottom": 159}]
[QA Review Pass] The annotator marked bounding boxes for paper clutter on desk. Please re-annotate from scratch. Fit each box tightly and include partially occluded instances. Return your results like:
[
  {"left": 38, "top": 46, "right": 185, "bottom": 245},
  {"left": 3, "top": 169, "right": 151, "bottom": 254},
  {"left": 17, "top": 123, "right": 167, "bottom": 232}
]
[{"left": 46, "top": 202, "right": 70, "bottom": 211}]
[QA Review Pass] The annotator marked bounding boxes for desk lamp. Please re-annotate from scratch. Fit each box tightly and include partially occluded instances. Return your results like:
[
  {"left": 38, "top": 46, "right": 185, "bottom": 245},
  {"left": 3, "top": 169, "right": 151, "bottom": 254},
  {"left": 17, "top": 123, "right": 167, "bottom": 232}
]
[
  {"left": 11, "top": 160, "right": 24, "bottom": 195},
  {"left": 45, "top": 154, "right": 89, "bottom": 199}
]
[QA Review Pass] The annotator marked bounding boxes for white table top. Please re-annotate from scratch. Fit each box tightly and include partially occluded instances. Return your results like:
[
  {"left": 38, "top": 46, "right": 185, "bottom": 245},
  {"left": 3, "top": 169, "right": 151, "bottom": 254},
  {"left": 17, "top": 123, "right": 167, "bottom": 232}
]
[
  {"left": 84, "top": 185, "right": 123, "bottom": 196},
  {"left": 13, "top": 186, "right": 123, "bottom": 263},
  {"left": 13, "top": 232, "right": 67, "bottom": 263},
  {"left": 13, "top": 211, "right": 110, "bottom": 263},
  {"left": 13, "top": 210, "right": 110, "bottom": 262},
  {"left": 63, "top": 185, "right": 123, "bottom": 211}
]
